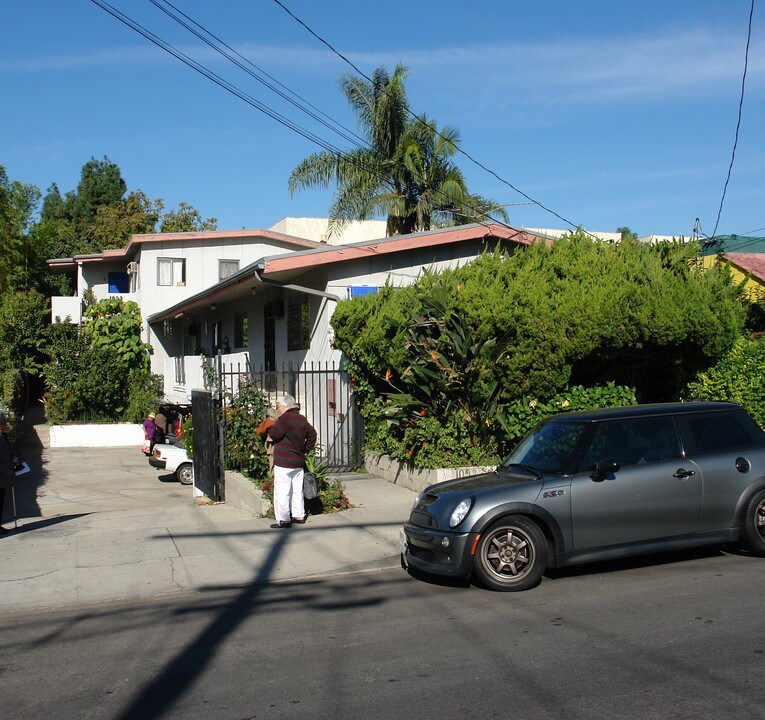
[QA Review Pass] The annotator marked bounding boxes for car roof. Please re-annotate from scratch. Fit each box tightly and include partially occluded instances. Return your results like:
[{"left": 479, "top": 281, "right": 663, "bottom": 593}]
[{"left": 544, "top": 401, "right": 743, "bottom": 423}]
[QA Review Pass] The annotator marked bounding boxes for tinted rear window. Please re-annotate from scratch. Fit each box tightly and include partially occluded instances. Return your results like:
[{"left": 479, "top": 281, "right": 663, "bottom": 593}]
[{"left": 678, "top": 410, "right": 765, "bottom": 456}]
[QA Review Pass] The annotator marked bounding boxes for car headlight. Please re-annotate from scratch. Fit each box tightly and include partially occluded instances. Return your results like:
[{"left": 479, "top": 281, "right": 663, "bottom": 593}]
[
  {"left": 449, "top": 497, "right": 473, "bottom": 528},
  {"left": 411, "top": 491, "right": 423, "bottom": 511}
]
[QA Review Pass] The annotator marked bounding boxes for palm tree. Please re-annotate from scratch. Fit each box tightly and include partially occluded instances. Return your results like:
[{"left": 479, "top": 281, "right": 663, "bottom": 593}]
[{"left": 288, "top": 65, "right": 507, "bottom": 236}]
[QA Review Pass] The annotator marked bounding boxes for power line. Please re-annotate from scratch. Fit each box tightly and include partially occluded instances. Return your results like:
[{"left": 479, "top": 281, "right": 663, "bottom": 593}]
[
  {"left": 270, "top": 0, "right": 586, "bottom": 233},
  {"left": 90, "top": 0, "right": 517, "bottom": 237},
  {"left": 90, "top": 0, "right": 343, "bottom": 153},
  {"left": 711, "top": 0, "right": 755, "bottom": 237},
  {"left": 150, "top": 0, "right": 368, "bottom": 151}
]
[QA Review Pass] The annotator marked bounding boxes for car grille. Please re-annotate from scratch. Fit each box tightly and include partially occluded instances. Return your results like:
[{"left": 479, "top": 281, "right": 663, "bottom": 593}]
[{"left": 410, "top": 510, "right": 438, "bottom": 529}]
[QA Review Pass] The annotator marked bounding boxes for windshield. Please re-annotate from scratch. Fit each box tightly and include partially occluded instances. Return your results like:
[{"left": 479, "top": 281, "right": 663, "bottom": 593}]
[{"left": 500, "top": 421, "right": 587, "bottom": 474}]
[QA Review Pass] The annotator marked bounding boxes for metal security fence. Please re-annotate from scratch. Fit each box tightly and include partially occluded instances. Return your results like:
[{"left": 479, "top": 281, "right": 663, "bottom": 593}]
[
  {"left": 191, "top": 388, "right": 223, "bottom": 501},
  {"left": 217, "top": 359, "right": 364, "bottom": 471}
]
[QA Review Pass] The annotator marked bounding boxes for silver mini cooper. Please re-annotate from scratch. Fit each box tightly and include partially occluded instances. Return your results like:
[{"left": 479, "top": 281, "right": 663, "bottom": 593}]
[{"left": 401, "top": 402, "right": 765, "bottom": 591}]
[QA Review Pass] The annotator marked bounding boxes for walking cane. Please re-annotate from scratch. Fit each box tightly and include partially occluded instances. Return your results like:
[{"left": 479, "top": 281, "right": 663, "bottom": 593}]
[{"left": 11, "top": 483, "right": 18, "bottom": 530}]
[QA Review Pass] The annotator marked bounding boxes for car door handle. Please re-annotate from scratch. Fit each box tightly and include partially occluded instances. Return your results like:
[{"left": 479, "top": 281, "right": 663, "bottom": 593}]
[{"left": 673, "top": 468, "right": 695, "bottom": 478}]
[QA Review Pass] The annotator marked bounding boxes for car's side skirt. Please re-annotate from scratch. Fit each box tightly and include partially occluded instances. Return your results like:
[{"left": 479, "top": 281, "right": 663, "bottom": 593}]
[{"left": 553, "top": 529, "right": 739, "bottom": 568}]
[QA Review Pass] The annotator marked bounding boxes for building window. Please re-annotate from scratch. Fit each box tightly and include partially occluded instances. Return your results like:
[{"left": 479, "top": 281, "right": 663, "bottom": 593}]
[
  {"left": 234, "top": 313, "right": 249, "bottom": 349},
  {"left": 287, "top": 295, "right": 311, "bottom": 351},
  {"left": 219, "top": 259, "right": 240, "bottom": 281},
  {"left": 157, "top": 257, "right": 186, "bottom": 286},
  {"left": 347, "top": 285, "right": 379, "bottom": 299},
  {"left": 108, "top": 272, "right": 129, "bottom": 294}
]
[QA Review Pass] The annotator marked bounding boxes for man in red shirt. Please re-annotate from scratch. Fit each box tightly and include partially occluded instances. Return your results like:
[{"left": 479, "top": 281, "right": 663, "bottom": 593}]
[{"left": 268, "top": 395, "right": 317, "bottom": 528}]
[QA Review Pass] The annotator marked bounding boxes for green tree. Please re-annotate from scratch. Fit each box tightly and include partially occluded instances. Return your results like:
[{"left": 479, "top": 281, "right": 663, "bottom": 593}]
[
  {"left": 332, "top": 234, "right": 746, "bottom": 466},
  {"left": 39, "top": 158, "right": 217, "bottom": 257},
  {"left": 617, "top": 226, "right": 639, "bottom": 243},
  {"left": 0, "top": 289, "right": 49, "bottom": 410},
  {"left": 87, "top": 190, "right": 163, "bottom": 250},
  {"left": 71, "top": 156, "right": 127, "bottom": 240},
  {"left": 0, "top": 165, "right": 43, "bottom": 294},
  {"left": 289, "top": 64, "right": 507, "bottom": 237},
  {"left": 159, "top": 201, "right": 217, "bottom": 233}
]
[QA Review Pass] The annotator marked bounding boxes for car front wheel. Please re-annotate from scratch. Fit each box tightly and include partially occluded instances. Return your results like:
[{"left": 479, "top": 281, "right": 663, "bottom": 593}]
[
  {"left": 740, "top": 488, "right": 765, "bottom": 556},
  {"left": 473, "top": 516, "right": 547, "bottom": 591},
  {"left": 176, "top": 463, "right": 193, "bottom": 485}
]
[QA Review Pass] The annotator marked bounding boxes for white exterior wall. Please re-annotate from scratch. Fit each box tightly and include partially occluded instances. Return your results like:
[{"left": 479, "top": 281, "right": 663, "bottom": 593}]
[
  {"left": 269, "top": 217, "right": 387, "bottom": 245},
  {"left": 130, "top": 235, "right": 313, "bottom": 374}
]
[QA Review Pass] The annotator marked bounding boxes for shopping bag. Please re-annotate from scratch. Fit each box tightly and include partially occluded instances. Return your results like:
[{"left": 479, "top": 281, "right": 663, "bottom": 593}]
[{"left": 303, "top": 471, "right": 319, "bottom": 500}]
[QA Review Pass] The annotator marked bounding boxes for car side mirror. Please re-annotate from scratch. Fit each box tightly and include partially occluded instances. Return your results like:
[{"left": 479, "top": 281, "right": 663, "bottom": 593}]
[{"left": 590, "top": 459, "right": 620, "bottom": 482}]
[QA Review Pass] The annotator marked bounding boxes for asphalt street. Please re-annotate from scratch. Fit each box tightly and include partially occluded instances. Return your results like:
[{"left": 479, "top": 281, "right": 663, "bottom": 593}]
[{"left": 3, "top": 546, "right": 765, "bottom": 720}]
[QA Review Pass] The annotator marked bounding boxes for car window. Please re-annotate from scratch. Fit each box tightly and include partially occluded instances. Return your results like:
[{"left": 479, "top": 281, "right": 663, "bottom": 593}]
[
  {"left": 502, "top": 421, "right": 588, "bottom": 473},
  {"left": 677, "top": 410, "right": 765, "bottom": 456},
  {"left": 580, "top": 416, "right": 682, "bottom": 470}
]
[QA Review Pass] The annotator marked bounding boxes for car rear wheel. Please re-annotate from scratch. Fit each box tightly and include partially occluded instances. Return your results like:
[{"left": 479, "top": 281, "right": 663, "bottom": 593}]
[
  {"left": 176, "top": 463, "right": 193, "bottom": 485},
  {"left": 740, "top": 488, "right": 765, "bottom": 556},
  {"left": 473, "top": 515, "right": 547, "bottom": 591}
]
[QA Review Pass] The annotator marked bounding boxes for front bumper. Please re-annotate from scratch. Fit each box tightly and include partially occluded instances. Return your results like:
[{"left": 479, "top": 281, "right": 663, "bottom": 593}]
[
  {"left": 401, "top": 521, "right": 475, "bottom": 578},
  {"left": 148, "top": 457, "right": 167, "bottom": 470}
]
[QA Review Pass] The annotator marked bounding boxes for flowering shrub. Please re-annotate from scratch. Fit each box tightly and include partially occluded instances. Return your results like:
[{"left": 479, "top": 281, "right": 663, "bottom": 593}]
[
  {"left": 222, "top": 380, "right": 271, "bottom": 479},
  {"left": 250, "top": 448, "right": 351, "bottom": 517}
]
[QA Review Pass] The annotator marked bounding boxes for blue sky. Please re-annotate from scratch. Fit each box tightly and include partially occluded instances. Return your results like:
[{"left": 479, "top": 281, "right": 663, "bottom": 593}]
[{"left": 2, "top": 0, "right": 763, "bottom": 238}]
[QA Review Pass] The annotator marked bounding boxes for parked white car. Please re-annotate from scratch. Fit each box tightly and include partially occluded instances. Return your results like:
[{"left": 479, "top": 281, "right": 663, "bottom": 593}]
[{"left": 149, "top": 440, "right": 193, "bottom": 485}]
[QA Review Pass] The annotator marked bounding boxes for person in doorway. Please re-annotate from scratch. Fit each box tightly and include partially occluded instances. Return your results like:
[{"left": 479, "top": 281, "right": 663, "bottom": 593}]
[
  {"left": 0, "top": 413, "right": 16, "bottom": 533},
  {"left": 268, "top": 395, "right": 316, "bottom": 529}
]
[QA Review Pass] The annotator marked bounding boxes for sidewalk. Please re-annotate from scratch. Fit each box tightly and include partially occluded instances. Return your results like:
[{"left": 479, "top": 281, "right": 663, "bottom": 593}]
[{"left": 0, "top": 413, "right": 416, "bottom": 613}]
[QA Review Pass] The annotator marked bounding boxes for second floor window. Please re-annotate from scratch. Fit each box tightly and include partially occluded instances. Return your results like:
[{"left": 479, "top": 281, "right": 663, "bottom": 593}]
[
  {"left": 219, "top": 259, "right": 240, "bottom": 281},
  {"left": 158, "top": 258, "right": 186, "bottom": 286}
]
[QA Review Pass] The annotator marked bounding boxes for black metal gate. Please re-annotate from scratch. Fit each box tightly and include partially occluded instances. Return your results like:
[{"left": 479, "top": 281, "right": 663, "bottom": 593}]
[
  {"left": 218, "top": 360, "right": 364, "bottom": 471},
  {"left": 191, "top": 388, "right": 224, "bottom": 501}
]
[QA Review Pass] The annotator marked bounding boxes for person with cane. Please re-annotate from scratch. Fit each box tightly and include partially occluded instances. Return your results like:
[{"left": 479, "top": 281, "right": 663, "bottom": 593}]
[{"left": 0, "top": 412, "right": 16, "bottom": 533}]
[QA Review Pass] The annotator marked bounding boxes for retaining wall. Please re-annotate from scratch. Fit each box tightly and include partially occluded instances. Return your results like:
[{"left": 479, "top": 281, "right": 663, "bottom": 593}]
[
  {"left": 49, "top": 423, "right": 145, "bottom": 448},
  {"left": 363, "top": 451, "right": 495, "bottom": 494},
  {"left": 224, "top": 470, "right": 271, "bottom": 516}
]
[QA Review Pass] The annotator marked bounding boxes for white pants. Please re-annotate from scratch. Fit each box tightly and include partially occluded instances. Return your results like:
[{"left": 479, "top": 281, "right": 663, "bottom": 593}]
[{"left": 273, "top": 465, "right": 305, "bottom": 523}]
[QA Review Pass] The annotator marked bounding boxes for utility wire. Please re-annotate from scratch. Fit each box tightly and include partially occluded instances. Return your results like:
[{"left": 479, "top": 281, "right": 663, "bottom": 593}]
[
  {"left": 711, "top": 0, "right": 755, "bottom": 237},
  {"left": 90, "top": 0, "right": 342, "bottom": 153},
  {"left": 149, "top": 0, "right": 520, "bottom": 234},
  {"left": 91, "top": 0, "right": 519, "bottom": 237},
  {"left": 270, "top": 0, "right": 586, "bottom": 233},
  {"left": 150, "top": 0, "right": 368, "bottom": 151}
]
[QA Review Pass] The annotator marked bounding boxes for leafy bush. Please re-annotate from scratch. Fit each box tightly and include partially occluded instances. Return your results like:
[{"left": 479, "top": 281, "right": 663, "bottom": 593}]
[
  {"left": 222, "top": 380, "right": 271, "bottom": 478},
  {"left": 0, "top": 289, "right": 49, "bottom": 411},
  {"left": 182, "top": 413, "right": 193, "bottom": 458},
  {"left": 251, "top": 448, "right": 351, "bottom": 517},
  {"left": 44, "top": 299, "right": 156, "bottom": 422},
  {"left": 333, "top": 234, "right": 743, "bottom": 468},
  {"left": 125, "top": 369, "right": 164, "bottom": 422},
  {"left": 83, "top": 298, "right": 152, "bottom": 372},
  {"left": 684, "top": 335, "right": 765, "bottom": 427}
]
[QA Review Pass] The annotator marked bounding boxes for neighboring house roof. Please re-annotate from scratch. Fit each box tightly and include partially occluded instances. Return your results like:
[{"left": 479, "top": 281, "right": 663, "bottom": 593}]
[
  {"left": 46, "top": 228, "right": 325, "bottom": 270},
  {"left": 700, "top": 235, "right": 765, "bottom": 257},
  {"left": 147, "top": 222, "right": 549, "bottom": 323},
  {"left": 724, "top": 252, "right": 765, "bottom": 284}
]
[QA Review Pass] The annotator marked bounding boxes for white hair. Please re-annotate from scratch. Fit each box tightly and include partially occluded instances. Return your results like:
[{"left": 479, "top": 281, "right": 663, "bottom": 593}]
[{"left": 276, "top": 394, "right": 297, "bottom": 409}]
